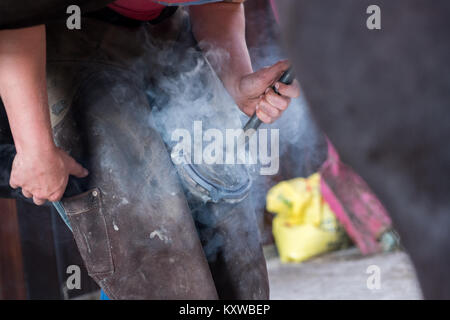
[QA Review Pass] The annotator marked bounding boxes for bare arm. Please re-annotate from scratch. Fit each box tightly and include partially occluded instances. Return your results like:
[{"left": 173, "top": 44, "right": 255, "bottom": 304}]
[
  {"left": 189, "top": 2, "right": 300, "bottom": 123},
  {"left": 190, "top": 2, "right": 252, "bottom": 100},
  {"left": 0, "top": 25, "right": 88, "bottom": 205},
  {"left": 0, "top": 25, "right": 54, "bottom": 154}
]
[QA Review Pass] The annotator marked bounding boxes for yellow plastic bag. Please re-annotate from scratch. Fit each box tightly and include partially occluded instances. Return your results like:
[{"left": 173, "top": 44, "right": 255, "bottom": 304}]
[{"left": 267, "top": 173, "right": 349, "bottom": 263}]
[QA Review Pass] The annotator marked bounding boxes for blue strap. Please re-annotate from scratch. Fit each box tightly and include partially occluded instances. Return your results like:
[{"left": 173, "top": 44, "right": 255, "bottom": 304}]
[
  {"left": 52, "top": 201, "right": 72, "bottom": 232},
  {"left": 100, "top": 290, "right": 110, "bottom": 300}
]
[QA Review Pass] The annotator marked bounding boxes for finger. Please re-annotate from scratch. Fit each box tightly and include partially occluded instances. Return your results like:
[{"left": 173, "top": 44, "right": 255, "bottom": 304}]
[
  {"left": 264, "top": 88, "right": 290, "bottom": 111},
  {"left": 9, "top": 179, "right": 19, "bottom": 189},
  {"left": 251, "top": 60, "right": 290, "bottom": 89},
  {"left": 258, "top": 100, "right": 281, "bottom": 119},
  {"left": 48, "top": 190, "right": 64, "bottom": 202},
  {"left": 69, "top": 160, "right": 89, "bottom": 178},
  {"left": 274, "top": 79, "right": 301, "bottom": 98},
  {"left": 256, "top": 105, "right": 274, "bottom": 124},
  {"left": 22, "top": 189, "right": 32, "bottom": 198},
  {"left": 33, "top": 197, "right": 46, "bottom": 206}
]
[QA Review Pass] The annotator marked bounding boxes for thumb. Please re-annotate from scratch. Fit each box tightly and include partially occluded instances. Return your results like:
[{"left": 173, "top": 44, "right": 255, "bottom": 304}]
[{"left": 69, "top": 159, "right": 89, "bottom": 178}]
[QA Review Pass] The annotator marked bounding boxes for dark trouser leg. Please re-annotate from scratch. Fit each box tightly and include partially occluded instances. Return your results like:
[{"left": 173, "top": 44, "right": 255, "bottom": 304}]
[
  {"left": 192, "top": 197, "right": 269, "bottom": 300},
  {"left": 0, "top": 143, "right": 18, "bottom": 199},
  {"left": 50, "top": 64, "right": 218, "bottom": 299}
]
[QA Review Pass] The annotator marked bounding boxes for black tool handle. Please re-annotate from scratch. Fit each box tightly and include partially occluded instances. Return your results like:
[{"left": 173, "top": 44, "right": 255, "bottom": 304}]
[{"left": 243, "top": 67, "right": 295, "bottom": 132}]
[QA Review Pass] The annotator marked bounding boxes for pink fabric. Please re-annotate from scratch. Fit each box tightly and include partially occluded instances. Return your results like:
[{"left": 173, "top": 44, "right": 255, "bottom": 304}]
[
  {"left": 269, "top": 0, "right": 279, "bottom": 24},
  {"left": 108, "top": 0, "right": 165, "bottom": 20},
  {"left": 320, "top": 139, "right": 392, "bottom": 254},
  {"left": 108, "top": 0, "right": 221, "bottom": 21}
]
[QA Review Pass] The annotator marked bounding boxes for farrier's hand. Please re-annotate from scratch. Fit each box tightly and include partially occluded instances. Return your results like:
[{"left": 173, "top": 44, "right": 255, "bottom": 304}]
[
  {"left": 9, "top": 147, "right": 88, "bottom": 205},
  {"left": 231, "top": 60, "right": 300, "bottom": 123}
]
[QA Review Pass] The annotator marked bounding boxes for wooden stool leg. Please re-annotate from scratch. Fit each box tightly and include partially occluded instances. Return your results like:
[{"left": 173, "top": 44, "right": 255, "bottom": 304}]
[{"left": 0, "top": 199, "right": 26, "bottom": 300}]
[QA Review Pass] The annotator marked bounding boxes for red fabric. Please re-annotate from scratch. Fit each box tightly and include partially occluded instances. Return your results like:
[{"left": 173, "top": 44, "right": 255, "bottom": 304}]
[
  {"left": 108, "top": 0, "right": 213, "bottom": 21},
  {"left": 320, "top": 139, "right": 392, "bottom": 255},
  {"left": 108, "top": 0, "right": 165, "bottom": 21}
]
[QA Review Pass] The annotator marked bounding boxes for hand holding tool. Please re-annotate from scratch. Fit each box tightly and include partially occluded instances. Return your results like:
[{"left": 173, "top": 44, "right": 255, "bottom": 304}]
[{"left": 243, "top": 67, "right": 295, "bottom": 134}]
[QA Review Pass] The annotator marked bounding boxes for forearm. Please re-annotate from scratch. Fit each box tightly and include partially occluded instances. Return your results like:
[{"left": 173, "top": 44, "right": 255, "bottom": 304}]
[
  {"left": 189, "top": 2, "right": 252, "bottom": 98},
  {"left": 0, "top": 25, "right": 54, "bottom": 155}
]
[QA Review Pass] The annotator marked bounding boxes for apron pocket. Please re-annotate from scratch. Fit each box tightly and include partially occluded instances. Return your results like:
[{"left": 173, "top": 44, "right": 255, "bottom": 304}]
[{"left": 61, "top": 188, "right": 114, "bottom": 277}]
